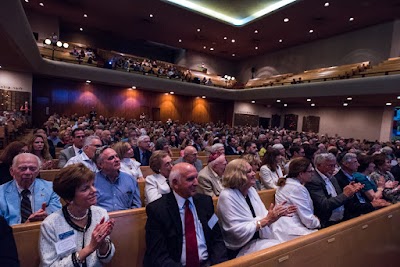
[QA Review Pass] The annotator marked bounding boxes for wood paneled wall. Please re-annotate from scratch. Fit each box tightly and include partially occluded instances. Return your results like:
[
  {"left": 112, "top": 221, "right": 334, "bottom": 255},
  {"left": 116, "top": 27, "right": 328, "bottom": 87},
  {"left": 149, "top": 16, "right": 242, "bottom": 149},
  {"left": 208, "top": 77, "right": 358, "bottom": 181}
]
[{"left": 32, "top": 76, "right": 233, "bottom": 126}]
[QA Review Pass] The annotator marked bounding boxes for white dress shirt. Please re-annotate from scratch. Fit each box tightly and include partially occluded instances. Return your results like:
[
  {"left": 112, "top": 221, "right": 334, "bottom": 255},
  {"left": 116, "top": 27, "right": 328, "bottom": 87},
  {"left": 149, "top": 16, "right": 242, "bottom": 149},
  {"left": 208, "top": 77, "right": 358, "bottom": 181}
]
[
  {"left": 316, "top": 169, "right": 344, "bottom": 222},
  {"left": 64, "top": 151, "right": 98, "bottom": 172},
  {"left": 173, "top": 191, "right": 208, "bottom": 266}
]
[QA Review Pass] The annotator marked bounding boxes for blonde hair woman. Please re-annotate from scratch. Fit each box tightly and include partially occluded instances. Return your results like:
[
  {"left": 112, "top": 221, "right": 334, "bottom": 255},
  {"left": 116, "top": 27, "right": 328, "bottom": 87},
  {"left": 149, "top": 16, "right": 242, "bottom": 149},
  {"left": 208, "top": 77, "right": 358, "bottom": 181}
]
[{"left": 112, "top": 142, "right": 144, "bottom": 182}]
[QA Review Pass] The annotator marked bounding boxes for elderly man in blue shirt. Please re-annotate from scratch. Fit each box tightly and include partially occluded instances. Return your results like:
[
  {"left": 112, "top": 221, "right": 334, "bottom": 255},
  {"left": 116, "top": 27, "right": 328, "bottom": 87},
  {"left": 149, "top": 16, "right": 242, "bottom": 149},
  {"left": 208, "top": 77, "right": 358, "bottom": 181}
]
[{"left": 94, "top": 147, "right": 141, "bottom": 211}]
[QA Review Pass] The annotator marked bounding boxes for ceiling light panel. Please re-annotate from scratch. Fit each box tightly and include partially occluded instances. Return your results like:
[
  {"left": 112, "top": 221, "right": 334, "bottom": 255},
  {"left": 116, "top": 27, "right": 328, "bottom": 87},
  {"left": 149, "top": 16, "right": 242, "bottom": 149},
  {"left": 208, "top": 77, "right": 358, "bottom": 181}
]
[{"left": 162, "top": 0, "right": 298, "bottom": 26}]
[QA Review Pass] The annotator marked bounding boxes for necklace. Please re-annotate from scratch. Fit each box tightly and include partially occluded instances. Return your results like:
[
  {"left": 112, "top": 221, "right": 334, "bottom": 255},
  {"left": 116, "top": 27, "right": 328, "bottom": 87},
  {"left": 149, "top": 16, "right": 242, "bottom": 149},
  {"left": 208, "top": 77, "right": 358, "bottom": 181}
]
[{"left": 67, "top": 206, "right": 88, "bottom": 221}]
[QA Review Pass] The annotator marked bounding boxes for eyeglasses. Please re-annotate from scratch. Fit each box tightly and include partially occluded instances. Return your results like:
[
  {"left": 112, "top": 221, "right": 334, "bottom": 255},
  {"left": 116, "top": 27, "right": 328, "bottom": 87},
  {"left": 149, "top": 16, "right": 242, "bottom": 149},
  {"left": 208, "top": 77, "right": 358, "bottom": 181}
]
[{"left": 17, "top": 166, "right": 38, "bottom": 172}]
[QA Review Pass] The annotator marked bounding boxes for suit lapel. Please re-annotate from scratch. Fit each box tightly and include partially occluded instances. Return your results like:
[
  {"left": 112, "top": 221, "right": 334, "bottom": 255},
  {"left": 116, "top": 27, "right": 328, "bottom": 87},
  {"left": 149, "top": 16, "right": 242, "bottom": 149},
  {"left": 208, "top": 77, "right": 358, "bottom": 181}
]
[
  {"left": 166, "top": 192, "right": 182, "bottom": 235},
  {"left": 313, "top": 171, "right": 330, "bottom": 197},
  {"left": 33, "top": 180, "right": 46, "bottom": 211}
]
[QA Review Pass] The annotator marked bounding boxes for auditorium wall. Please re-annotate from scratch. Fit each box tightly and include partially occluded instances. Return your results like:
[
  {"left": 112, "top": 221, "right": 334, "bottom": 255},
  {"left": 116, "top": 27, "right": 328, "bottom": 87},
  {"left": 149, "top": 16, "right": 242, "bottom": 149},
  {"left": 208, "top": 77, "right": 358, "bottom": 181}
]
[
  {"left": 234, "top": 102, "right": 393, "bottom": 141},
  {"left": 237, "top": 22, "right": 394, "bottom": 83},
  {"left": 24, "top": 9, "right": 59, "bottom": 41},
  {"left": 32, "top": 76, "right": 233, "bottom": 127}
]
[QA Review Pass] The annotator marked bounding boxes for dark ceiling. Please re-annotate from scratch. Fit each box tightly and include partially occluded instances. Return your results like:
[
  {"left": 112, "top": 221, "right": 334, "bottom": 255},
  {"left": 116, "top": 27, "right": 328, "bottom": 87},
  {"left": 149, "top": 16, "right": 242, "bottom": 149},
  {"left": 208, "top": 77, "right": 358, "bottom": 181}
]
[{"left": 22, "top": 0, "right": 400, "bottom": 60}]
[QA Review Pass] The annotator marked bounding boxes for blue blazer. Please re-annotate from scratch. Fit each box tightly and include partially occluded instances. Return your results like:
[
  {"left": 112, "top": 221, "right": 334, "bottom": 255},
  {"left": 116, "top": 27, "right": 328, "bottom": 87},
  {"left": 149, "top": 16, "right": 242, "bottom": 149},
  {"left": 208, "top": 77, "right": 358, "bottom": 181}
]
[{"left": 0, "top": 179, "right": 61, "bottom": 225}]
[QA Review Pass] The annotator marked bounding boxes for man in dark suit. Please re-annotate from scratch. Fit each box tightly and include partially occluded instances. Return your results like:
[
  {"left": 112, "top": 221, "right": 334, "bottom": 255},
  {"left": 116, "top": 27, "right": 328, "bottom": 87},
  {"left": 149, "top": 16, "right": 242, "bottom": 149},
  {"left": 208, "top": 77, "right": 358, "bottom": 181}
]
[
  {"left": 305, "top": 153, "right": 361, "bottom": 228},
  {"left": 58, "top": 128, "right": 85, "bottom": 168},
  {"left": 335, "top": 153, "right": 388, "bottom": 220},
  {"left": 144, "top": 163, "right": 227, "bottom": 267},
  {"left": 0, "top": 215, "right": 19, "bottom": 266},
  {"left": 224, "top": 136, "right": 242, "bottom": 155},
  {"left": 134, "top": 135, "right": 152, "bottom": 166}
]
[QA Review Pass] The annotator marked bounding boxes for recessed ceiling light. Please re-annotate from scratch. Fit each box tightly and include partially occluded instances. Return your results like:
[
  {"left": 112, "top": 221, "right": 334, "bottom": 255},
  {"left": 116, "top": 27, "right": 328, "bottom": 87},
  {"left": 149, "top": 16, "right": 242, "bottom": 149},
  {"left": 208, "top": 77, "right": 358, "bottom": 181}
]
[
  {"left": 309, "top": 29, "right": 314, "bottom": 33},
  {"left": 25, "top": 0, "right": 29, "bottom": 2},
  {"left": 251, "top": 100, "right": 256, "bottom": 104},
  {"left": 343, "top": 103, "right": 348, "bottom": 106},
  {"left": 232, "top": 54, "right": 235, "bottom": 57},
  {"left": 202, "top": 96, "right": 206, "bottom": 99},
  {"left": 197, "top": 28, "right": 201, "bottom": 32},
  {"left": 349, "top": 17, "right": 354, "bottom": 22},
  {"left": 131, "top": 86, "right": 136, "bottom": 89},
  {"left": 223, "top": 37, "right": 227, "bottom": 40},
  {"left": 178, "top": 39, "right": 182, "bottom": 43},
  {"left": 397, "top": 96, "right": 400, "bottom": 99},
  {"left": 86, "top": 80, "right": 91, "bottom": 83},
  {"left": 231, "top": 39, "right": 235, "bottom": 43},
  {"left": 386, "top": 102, "right": 392, "bottom": 106},
  {"left": 83, "top": 14, "right": 88, "bottom": 18},
  {"left": 255, "top": 46, "right": 258, "bottom": 50},
  {"left": 149, "top": 14, "right": 154, "bottom": 18},
  {"left": 307, "top": 98, "right": 311, "bottom": 102},
  {"left": 170, "top": 91, "right": 174, "bottom": 94},
  {"left": 276, "top": 99, "right": 281, "bottom": 103},
  {"left": 80, "top": 28, "right": 83, "bottom": 31},
  {"left": 254, "top": 30, "right": 258, "bottom": 34},
  {"left": 39, "top": 2, "right": 44, "bottom": 6},
  {"left": 210, "top": 47, "right": 214, "bottom": 51},
  {"left": 324, "top": 2, "right": 330, "bottom": 7},
  {"left": 279, "top": 39, "right": 283, "bottom": 43},
  {"left": 0, "top": 66, "right": 2, "bottom": 68},
  {"left": 284, "top": 18, "right": 289, "bottom": 22},
  {"left": 164, "top": 93, "right": 169, "bottom": 95},
  {"left": 311, "top": 103, "right": 316, "bottom": 107},
  {"left": 203, "top": 46, "right": 206, "bottom": 49},
  {"left": 347, "top": 97, "right": 352, "bottom": 100}
]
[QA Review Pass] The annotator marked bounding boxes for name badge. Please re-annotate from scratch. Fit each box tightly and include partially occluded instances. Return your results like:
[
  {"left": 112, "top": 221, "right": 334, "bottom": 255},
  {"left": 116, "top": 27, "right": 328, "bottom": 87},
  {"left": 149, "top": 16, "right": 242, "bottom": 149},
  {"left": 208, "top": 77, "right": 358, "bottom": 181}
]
[
  {"left": 59, "top": 230, "right": 74, "bottom": 240},
  {"left": 55, "top": 232, "right": 76, "bottom": 256},
  {"left": 208, "top": 213, "right": 218, "bottom": 229}
]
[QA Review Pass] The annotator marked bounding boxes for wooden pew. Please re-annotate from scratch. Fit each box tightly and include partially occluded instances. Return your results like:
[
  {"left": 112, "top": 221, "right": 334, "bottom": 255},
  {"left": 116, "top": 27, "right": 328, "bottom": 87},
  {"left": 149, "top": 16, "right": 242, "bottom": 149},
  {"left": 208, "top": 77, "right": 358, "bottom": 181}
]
[
  {"left": 12, "top": 193, "right": 400, "bottom": 267},
  {"left": 39, "top": 169, "right": 60, "bottom": 182}
]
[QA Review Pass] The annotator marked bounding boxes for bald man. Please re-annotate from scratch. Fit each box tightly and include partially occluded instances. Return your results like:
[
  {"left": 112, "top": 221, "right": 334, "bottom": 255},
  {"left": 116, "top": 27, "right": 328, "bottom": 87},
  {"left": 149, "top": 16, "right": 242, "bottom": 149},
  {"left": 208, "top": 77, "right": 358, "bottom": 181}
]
[
  {"left": 144, "top": 163, "right": 227, "bottom": 267},
  {"left": 173, "top": 146, "right": 203, "bottom": 172}
]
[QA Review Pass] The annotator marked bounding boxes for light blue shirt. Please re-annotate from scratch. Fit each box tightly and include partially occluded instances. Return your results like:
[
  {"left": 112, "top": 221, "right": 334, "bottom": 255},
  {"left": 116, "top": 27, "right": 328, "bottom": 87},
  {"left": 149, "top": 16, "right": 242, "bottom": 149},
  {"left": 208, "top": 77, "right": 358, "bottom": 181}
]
[
  {"left": 173, "top": 191, "right": 208, "bottom": 265},
  {"left": 95, "top": 171, "right": 141, "bottom": 212}
]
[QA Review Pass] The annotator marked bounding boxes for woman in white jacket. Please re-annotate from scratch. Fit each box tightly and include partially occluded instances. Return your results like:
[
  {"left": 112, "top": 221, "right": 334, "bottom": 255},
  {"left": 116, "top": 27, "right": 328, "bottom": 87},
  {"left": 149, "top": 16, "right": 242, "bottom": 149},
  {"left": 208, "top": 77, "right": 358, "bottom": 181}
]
[
  {"left": 272, "top": 157, "right": 320, "bottom": 242},
  {"left": 260, "top": 148, "right": 283, "bottom": 189},
  {"left": 217, "top": 159, "right": 296, "bottom": 258}
]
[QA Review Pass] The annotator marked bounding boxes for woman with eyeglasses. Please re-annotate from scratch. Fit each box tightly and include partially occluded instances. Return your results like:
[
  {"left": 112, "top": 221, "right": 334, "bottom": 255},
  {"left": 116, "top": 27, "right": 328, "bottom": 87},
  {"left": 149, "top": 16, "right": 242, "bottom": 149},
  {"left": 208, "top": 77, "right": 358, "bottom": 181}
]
[
  {"left": 39, "top": 163, "right": 115, "bottom": 266},
  {"left": 144, "top": 150, "right": 172, "bottom": 205},
  {"left": 0, "top": 141, "right": 28, "bottom": 185},
  {"left": 272, "top": 157, "right": 320, "bottom": 242},
  {"left": 28, "top": 133, "right": 53, "bottom": 170},
  {"left": 112, "top": 142, "right": 144, "bottom": 182}
]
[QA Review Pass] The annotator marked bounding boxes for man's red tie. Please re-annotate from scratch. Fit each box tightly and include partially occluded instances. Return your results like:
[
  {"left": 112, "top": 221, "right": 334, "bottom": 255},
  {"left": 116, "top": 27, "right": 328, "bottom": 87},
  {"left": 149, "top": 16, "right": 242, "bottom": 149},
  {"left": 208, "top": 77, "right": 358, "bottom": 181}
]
[{"left": 185, "top": 199, "right": 200, "bottom": 267}]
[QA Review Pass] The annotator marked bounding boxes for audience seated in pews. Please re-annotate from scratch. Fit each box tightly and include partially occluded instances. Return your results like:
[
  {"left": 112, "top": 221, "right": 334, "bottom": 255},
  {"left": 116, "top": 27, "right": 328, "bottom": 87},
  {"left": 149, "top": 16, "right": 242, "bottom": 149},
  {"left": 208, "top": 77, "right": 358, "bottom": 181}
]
[
  {"left": 133, "top": 135, "right": 152, "bottom": 166},
  {"left": 28, "top": 133, "right": 53, "bottom": 170},
  {"left": 0, "top": 141, "right": 28, "bottom": 185},
  {"left": 40, "top": 164, "right": 115, "bottom": 266},
  {"left": 144, "top": 162, "right": 228, "bottom": 266},
  {"left": 197, "top": 154, "right": 227, "bottom": 197},
  {"left": 0, "top": 153, "right": 61, "bottom": 225},
  {"left": 259, "top": 148, "right": 284, "bottom": 189},
  {"left": 305, "top": 153, "right": 362, "bottom": 228},
  {"left": 58, "top": 128, "right": 85, "bottom": 168},
  {"left": 113, "top": 141, "right": 144, "bottom": 182},
  {"left": 64, "top": 135, "right": 102, "bottom": 172},
  {"left": 94, "top": 147, "right": 141, "bottom": 211},
  {"left": 173, "top": 146, "right": 203, "bottom": 173}
]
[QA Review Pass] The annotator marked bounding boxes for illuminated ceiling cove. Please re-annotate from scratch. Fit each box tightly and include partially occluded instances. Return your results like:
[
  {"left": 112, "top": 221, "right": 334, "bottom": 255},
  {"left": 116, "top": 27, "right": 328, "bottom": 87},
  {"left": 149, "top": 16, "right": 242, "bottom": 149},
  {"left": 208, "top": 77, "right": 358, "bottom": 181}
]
[{"left": 162, "top": 0, "right": 298, "bottom": 26}]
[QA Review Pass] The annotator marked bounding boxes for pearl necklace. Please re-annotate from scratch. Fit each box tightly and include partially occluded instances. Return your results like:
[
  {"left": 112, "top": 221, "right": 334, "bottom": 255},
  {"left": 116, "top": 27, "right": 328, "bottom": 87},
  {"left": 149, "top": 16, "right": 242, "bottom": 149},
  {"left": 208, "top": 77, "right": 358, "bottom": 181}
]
[{"left": 67, "top": 206, "right": 88, "bottom": 221}]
